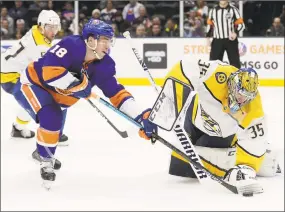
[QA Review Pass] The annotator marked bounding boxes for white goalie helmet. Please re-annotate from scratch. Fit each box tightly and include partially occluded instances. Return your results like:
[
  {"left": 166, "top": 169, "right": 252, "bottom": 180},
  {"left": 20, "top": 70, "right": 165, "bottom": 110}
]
[{"left": 37, "top": 10, "right": 61, "bottom": 33}]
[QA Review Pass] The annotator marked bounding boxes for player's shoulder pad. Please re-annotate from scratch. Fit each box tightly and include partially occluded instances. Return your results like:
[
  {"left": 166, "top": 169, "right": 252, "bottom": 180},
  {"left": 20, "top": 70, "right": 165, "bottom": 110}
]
[
  {"left": 57, "top": 35, "right": 86, "bottom": 57},
  {"left": 18, "top": 28, "right": 33, "bottom": 47},
  {"left": 214, "top": 61, "right": 239, "bottom": 81},
  {"left": 240, "top": 91, "right": 264, "bottom": 129},
  {"left": 90, "top": 54, "right": 116, "bottom": 76}
]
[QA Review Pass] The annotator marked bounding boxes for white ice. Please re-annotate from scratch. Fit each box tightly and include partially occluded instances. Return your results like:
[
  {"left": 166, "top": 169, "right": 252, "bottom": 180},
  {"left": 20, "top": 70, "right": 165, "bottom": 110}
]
[{"left": 1, "top": 86, "right": 284, "bottom": 211}]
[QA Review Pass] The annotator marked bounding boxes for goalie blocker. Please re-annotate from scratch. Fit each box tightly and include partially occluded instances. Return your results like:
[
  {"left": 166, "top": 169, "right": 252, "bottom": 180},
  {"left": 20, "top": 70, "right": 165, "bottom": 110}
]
[{"left": 149, "top": 77, "right": 281, "bottom": 179}]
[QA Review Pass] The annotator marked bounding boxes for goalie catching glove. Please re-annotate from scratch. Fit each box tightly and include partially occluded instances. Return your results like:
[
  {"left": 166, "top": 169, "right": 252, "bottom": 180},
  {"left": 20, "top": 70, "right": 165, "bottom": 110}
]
[
  {"left": 135, "top": 108, "right": 158, "bottom": 140},
  {"left": 224, "top": 165, "right": 264, "bottom": 194}
]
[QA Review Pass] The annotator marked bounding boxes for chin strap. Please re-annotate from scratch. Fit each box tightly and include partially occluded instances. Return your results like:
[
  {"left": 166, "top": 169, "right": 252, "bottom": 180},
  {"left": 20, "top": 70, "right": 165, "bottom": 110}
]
[{"left": 84, "top": 39, "right": 101, "bottom": 59}]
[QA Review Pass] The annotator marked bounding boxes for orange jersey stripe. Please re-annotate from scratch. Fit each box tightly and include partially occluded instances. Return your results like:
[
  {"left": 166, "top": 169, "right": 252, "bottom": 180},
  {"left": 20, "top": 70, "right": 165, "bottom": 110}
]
[
  {"left": 49, "top": 88, "right": 80, "bottom": 107},
  {"left": 234, "top": 18, "right": 244, "bottom": 25},
  {"left": 42, "top": 66, "right": 66, "bottom": 82},
  {"left": 37, "top": 127, "right": 60, "bottom": 145},
  {"left": 110, "top": 89, "right": 132, "bottom": 108},
  {"left": 21, "top": 85, "right": 42, "bottom": 113},
  {"left": 207, "top": 19, "right": 214, "bottom": 25},
  {"left": 27, "top": 63, "right": 42, "bottom": 86},
  {"left": 27, "top": 63, "right": 79, "bottom": 107}
]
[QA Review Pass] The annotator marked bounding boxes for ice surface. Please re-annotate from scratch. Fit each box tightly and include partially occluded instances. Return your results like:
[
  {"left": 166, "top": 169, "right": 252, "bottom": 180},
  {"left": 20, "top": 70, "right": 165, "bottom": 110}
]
[{"left": 1, "top": 86, "right": 284, "bottom": 211}]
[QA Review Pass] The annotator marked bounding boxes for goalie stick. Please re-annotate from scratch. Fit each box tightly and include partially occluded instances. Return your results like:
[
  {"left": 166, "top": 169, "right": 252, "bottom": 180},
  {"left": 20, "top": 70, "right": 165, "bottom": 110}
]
[
  {"left": 123, "top": 31, "right": 208, "bottom": 183},
  {"left": 90, "top": 92, "right": 240, "bottom": 195}
]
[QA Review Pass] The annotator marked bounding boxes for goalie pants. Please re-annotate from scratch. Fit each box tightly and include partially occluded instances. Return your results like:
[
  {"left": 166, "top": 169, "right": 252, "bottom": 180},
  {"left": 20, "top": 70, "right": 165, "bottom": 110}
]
[
  {"left": 11, "top": 80, "right": 68, "bottom": 158},
  {"left": 169, "top": 94, "right": 237, "bottom": 178}
]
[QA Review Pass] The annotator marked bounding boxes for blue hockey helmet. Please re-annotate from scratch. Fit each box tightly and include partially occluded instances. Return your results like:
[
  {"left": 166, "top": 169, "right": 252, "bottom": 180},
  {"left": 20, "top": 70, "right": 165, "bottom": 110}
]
[{"left": 82, "top": 19, "right": 114, "bottom": 41}]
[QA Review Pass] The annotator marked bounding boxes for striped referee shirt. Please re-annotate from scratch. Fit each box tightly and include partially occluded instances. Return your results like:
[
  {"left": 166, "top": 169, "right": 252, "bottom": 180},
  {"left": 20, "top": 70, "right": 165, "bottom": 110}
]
[{"left": 206, "top": 4, "right": 245, "bottom": 39}]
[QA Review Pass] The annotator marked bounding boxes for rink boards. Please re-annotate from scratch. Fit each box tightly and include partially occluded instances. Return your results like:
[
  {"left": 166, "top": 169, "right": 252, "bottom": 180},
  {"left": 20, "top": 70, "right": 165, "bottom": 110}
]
[{"left": 1, "top": 37, "right": 284, "bottom": 86}]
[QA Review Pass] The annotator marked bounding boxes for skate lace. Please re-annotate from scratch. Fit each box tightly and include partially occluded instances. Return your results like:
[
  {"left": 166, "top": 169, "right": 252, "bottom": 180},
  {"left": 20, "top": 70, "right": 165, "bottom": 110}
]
[{"left": 41, "top": 160, "right": 54, "bottom": 173}]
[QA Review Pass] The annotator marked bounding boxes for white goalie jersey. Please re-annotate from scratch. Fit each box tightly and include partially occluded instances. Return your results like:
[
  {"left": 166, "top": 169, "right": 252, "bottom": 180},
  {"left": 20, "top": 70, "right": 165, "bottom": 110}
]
[
  {"left": 163, "top": 58, "right": 268, "bottom": 172},
  {"left": 1, "top": 25, "right": 52, "bottom": 84}
]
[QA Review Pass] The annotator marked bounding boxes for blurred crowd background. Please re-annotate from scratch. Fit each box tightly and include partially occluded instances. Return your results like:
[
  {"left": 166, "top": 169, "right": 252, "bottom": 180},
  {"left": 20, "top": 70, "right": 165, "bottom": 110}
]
[{"left": 1, "top": 0, "right": 285, "bottom": 40}]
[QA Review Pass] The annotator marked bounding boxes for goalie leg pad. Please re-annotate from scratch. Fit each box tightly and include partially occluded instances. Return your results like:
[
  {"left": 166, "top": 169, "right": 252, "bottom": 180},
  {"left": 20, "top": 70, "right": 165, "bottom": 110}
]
[
  {"left": 169, "top": 151, "right": 197, "bottom": 178},
  {"left": 195, "top": 146, "right": 236, "bottom": 177},
  {"left": 169, "top": 146, "right": 236, "bottom": 178}
]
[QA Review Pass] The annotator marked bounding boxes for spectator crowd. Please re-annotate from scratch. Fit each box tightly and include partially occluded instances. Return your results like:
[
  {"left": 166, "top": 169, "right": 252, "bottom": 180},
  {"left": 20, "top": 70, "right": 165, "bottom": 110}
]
[{"left": 1, "top": 0, "right": 284, "bottom": 40}]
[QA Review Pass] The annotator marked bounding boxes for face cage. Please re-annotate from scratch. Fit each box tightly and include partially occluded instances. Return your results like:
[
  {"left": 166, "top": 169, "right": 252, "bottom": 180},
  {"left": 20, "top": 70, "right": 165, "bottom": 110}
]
[
  {"left": 228, "top": 84, "right": 257, "bottom": 112},
  {"left": 228, "top": 76, "right": 257, "bottom": 112}
]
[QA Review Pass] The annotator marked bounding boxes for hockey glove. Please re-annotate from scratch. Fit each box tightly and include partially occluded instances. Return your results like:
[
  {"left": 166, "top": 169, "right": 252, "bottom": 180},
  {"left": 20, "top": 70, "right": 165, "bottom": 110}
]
[
  {"left": 224, "top": 165, "right": 263, "bottom": 194},
  {"left": 135, "top": 108, "right": 158, "bottom": 140},
  {"left": 257, "top": 149, "right": 281, "bottom": 177},
  {"left": 56, "top": 73, "right": 92, "bottom": 99}
]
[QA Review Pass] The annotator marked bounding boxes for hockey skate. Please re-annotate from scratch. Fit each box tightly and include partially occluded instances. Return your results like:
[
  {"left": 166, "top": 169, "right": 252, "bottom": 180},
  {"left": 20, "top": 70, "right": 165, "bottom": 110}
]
[
  {"left": 11, "top": 124, "right": 35, "bottom": 139},
  {"left": 58, "top": 134, "right": 69, "bottom": 146},
  {"left": 40, "top": 158, "right": 56, "bottom": 190},
  {"left": 32, "top": 149, "right": 62, "bottom": 170}
]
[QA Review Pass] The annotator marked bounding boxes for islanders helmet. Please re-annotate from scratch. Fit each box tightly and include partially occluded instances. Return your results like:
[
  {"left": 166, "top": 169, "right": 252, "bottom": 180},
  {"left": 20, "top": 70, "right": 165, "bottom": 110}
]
[{"left": 82, "top": 19, "right": 114, "bottom": 42}]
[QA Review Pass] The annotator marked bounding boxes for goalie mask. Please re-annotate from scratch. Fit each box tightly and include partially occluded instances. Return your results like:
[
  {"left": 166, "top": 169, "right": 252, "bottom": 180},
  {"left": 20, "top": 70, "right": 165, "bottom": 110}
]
[{"left": 227, "top": 68, "right": 258, "bottom": 113}]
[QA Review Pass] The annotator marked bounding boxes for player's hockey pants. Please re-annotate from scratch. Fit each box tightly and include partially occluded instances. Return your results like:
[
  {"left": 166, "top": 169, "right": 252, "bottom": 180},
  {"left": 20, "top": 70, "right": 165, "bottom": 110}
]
[
  {"left": 169, "top": 93, "right": 237, "bottom": 178},
  {"left": 1, "top": 81, "right": 16, "bottom": 94},
  {"left": 2, "top": 80, "right": 67, "bottom": 138},
  {"left": 12, "top": 81, "right": 65, "bottom": 158}
]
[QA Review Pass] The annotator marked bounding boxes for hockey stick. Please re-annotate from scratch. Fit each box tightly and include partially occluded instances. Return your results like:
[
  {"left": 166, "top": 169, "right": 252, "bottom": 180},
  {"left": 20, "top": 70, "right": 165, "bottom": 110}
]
[
  {"left": 123, "top": 31, "right": 160, "bottom": 94},
  {"left": 123, "top": 31, "right": 209, "bottom": 183},
  {"left": 90, "top": 93, "right": 239, "bottom": 194},
  {"left": 87, "top": 99, "right": 128, "bottom": 138}
]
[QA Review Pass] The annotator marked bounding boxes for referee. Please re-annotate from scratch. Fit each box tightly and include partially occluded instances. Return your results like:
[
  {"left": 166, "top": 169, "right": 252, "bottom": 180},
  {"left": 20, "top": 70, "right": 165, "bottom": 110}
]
[{"left": 206, "top": 0, "right": 245, "bottom": 68}]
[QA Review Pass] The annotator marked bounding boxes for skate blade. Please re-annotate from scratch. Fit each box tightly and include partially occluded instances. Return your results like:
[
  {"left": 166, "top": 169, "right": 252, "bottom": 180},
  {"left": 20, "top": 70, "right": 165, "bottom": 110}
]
[
  {"left": 57, "top": 142, "right": 69, "bottom": 147},
  {"left": 42, "top": 180, "right": 54, "bottom": 190}
]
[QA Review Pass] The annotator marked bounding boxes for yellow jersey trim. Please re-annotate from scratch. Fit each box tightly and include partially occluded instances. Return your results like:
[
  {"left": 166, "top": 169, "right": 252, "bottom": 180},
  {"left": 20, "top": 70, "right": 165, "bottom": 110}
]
[
  {"left": 0, "top": 72, "right": 20, "bottom": 84},
  {"left": 31, "top": 25, "right": 52, "bottom": 47}
]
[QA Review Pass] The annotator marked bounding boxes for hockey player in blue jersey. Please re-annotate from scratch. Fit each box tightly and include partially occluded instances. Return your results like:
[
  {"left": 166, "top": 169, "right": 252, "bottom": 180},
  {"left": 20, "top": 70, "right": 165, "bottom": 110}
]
[{"left": 12, "top": 19, "right": 157, "bottom": 188}]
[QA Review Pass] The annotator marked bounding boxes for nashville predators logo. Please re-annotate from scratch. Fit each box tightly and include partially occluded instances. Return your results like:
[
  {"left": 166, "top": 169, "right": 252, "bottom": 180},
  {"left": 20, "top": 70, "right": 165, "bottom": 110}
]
[
  {"left": 215, "top": 72, "right": 227, "bottom": 84},
  {"left": 200, "top": 105, "right": 222, "bottom": 136}
]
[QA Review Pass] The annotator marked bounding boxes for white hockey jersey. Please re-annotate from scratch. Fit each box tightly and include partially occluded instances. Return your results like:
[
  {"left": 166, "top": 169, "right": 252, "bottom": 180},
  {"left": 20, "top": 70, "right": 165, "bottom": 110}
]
[
  {"left": 1, "top": 25, "right": 52, "bottom": 84},
  {"left": 165, "top": 58, "right": 267, "bottom": 172}
]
